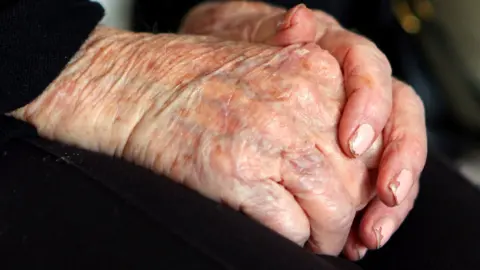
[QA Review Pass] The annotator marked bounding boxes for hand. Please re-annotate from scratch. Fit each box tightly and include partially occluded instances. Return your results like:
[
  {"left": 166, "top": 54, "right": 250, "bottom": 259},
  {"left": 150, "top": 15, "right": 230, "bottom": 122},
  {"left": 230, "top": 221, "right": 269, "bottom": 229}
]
[
  {"left": 180, "top": 1, "right": 428, "bottom": 260},
  {"left": 13, "top": 26, "right": 383, "bottom": 256},
  {"left": 182, "top": 2, "right": 391, "bottom": 159}
]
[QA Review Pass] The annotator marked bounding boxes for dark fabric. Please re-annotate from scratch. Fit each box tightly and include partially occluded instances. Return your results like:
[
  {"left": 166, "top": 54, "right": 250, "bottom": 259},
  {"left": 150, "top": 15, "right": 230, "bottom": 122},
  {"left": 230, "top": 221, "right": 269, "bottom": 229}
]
[
  {"left": 0, "top": 0, "right": 104, "bottom": 142},
  {"left": 0, "top": 139, "right": 224, "bottom": 269},
  {"left": 2, "top": 138, "right": 480, "bottom": 270},
  {"left": 0, "top": 116, "right": 36, "bottom": 145},
  {"left": 0, "top": 138, "right": 360, "bottom": 270},
  {"left": 359, "top": 149, "right": 480, "bottom": 270}
]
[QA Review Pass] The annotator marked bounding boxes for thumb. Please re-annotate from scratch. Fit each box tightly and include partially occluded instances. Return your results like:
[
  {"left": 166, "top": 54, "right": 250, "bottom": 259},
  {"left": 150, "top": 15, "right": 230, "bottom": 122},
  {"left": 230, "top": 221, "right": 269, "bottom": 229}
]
[
  {"left": 255, "top": 4, "right": 317, "bottom": 46},
  {"left": 180, "top": 3, "right": 317, "bottom": 46}
]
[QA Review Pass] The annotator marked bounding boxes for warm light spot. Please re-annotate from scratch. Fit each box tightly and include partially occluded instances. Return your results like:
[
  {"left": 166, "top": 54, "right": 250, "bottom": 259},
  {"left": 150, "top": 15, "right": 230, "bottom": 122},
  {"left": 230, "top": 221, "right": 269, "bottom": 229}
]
[{"left": 401, "top": 15, "right": 421, "bottom": 34}]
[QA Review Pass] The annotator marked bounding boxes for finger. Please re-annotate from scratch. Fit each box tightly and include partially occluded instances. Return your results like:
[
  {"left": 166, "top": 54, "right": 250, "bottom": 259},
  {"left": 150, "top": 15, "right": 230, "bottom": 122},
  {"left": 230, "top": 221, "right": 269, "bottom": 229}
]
[
  {"left": 219, "top": 3, "right": 317, "bottom": 45},
  {"left": 317, "top": 27, "right": 393, "bottom": 158},
  {"left": 180, "top": 1, "right": 279, "bottom": 37},
  {"left": 182, "top": 2, "right": 317, "bottom": 45},
  {"left": 281, "top": 148, "right": 355, "bottom": 255},
  {"left": 259, "top": 4, "right": 317, "bottom": 46},
  {"left": 358, "top": 135, "right": 383, "bottom": 169},
  {"left": 239, "top": 180, "right": 311, "bottom": 246},
  {"left": 358, "top": 181, "right": 419, "bottom": 250},
  {"left": 376, "top": 79, "right": 427, "bottom": 206},
  {"left": 343, "top": 224, "right": 368, "bottom": 261}
]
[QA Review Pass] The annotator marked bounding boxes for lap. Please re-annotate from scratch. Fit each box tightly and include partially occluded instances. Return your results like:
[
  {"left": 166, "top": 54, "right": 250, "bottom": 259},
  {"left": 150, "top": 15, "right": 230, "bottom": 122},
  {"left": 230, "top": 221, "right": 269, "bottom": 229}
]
[
  {"left": 0, "top": 138, "right": 357, "bottom": 270},
  {"left": 360, "top": 147, "right": 480, "bottom": 270},
  {"left": 1, "top": 137, "right": 478, "bottom": 269}
]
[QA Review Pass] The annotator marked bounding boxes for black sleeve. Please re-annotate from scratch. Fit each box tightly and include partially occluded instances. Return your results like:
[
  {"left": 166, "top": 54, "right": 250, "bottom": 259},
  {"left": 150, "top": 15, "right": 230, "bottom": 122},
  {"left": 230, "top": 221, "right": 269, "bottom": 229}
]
[{"left": 0, "top": 0, "right": 104, "bottom": 143}]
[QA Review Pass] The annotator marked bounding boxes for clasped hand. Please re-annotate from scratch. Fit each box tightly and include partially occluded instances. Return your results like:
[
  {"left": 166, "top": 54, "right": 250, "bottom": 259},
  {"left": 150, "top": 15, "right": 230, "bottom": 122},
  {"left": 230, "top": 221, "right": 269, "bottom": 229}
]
[{"left": 180, "top": 1, "right": 427, "bottom": 259}]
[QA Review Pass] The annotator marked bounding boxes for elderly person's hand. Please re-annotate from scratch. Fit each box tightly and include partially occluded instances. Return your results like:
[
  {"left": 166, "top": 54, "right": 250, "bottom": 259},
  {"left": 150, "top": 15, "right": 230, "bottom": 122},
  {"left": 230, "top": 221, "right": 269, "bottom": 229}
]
[
  {"left": 180, "top": 1, "right": 427, "bottom": 260},
  {"left": 12, "top": 26, "right": 388, "bottom": 258}
]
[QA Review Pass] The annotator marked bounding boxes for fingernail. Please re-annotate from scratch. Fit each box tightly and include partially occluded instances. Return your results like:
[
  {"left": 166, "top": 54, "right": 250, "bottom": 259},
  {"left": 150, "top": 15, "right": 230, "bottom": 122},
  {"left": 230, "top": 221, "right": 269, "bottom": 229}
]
[
  {"left": 277, "top": 4, "right": 306, "bottom": 30},
  {"left": 349, "top": 124, "right": 375, "bottom": 157},
  {"left": 373, "top": 217, "right": 396, "bottom": 249},
  {"left": 356, "top": 245, "right": 368, "bottom": 260},
  {"left": 388, "top": 169, "right": 413, "bottom": 205}
]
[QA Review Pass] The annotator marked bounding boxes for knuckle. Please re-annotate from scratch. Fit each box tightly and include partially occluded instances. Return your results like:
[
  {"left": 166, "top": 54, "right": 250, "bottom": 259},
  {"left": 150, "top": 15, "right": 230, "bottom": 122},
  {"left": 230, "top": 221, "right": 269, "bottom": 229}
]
[
  {"left": 409, "top": 136, "right": 426, "bottom": 156},
  {"left": 341, "top": 30, "right": 377, "bottom": 49},
  {"left": 372, "top": 49, "right": 392, "bottom": 75},
  {"left": 279, "top": 222, "right": 310, "bottom": 245},
  {"left": 320, "top": 202, "right": 355, "bottom": 233},
  {"left": 389, "top": 126, "right": 423, "bottom": 147},
  {"left": 407, "top": 136, "right": 427, "bottom": 167},
  {"left": 388, "top": 128, "right": 426, "bottom": 164},
  {"left": 395, "top": 80, "right": 426, "bottom": 116},
  {"left": 355, "top": 34, "right": 377, "bottom": 47},
  {"left": 394, "top": 79, "right": 414, "bottom": 94},
  {"left": 371, "top": 93, "right": 393, "bottom": 112},
  {"left": 354, "top": 44, "right": 391, "bottom": 75},
  {"left": 301, "top": 44, "right": 342, "bottom": 75},
  {"left": 412, "top": 92, "right": 426, "bottom": 115},
  {"left": 239, "top": 183, "right": 311, "bottom": 245},
  {"left": 360, "top": 93, "right": 392, "bottom": 123},
  {"left": 289, "top": 76, "right": 313, "bottom": 96}
]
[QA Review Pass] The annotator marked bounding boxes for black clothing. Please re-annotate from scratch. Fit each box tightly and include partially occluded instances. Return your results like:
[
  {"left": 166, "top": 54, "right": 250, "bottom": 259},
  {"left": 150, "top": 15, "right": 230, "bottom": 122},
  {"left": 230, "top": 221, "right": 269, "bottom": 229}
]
[
  {"left": 2, "top": 138, "right": 480, "bottom": 270},
  {"left": 0, "top": 0, "right": 103, "bottom": 143}
]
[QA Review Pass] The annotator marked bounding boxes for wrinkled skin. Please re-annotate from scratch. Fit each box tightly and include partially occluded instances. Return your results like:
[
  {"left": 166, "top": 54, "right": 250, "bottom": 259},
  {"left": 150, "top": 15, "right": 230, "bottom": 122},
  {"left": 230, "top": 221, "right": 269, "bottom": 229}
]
[
  {"left": 11, "top": 27, "right": 387, "bottom": 257},
  {"left": 181, "top": 1, "right": 427, "bottom": 260}
]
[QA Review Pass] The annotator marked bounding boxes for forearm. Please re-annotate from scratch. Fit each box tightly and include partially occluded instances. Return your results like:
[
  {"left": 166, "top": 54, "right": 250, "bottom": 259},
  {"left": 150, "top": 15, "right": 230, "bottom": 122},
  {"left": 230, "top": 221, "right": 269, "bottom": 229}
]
[
  {"left": 10, "top": 25, "right": 246, "bottom": 156},
  {"left": 11, "top": 26, "right": 167, "bottom": 153}
]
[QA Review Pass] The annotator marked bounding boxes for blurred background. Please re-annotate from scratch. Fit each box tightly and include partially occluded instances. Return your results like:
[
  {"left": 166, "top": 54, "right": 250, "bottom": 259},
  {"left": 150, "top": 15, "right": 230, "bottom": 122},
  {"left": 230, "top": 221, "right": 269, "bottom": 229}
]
[{"left": 95, "top": 0, "right": 480, "bottom": 186}]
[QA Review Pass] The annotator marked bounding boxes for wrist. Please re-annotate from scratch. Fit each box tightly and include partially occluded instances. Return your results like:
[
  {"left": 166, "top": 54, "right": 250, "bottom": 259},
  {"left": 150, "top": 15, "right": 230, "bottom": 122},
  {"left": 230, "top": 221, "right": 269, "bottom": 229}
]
[
  {"left": 10, "top": 26, "right": 175, "bottom": 154},
  {"left": 9, "top": 24, "right": 252, "bottom": 159}
]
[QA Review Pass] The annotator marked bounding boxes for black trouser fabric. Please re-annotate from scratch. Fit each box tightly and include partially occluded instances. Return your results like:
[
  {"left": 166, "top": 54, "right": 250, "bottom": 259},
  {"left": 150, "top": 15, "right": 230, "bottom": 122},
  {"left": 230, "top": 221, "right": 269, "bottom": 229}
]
[{"left": 1, "top": 137, "right": 479, "bottom": 269}]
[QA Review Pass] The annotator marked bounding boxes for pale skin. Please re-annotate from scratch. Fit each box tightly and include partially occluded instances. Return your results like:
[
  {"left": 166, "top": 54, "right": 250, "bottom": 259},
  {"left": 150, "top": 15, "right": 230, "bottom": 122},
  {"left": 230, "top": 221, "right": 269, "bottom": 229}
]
[
  {"left": 180, "top": 1, "right": 427, "bottom": 259},
  {"left": 8, "top": 1, "right": 426, "bottom": 263}
]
